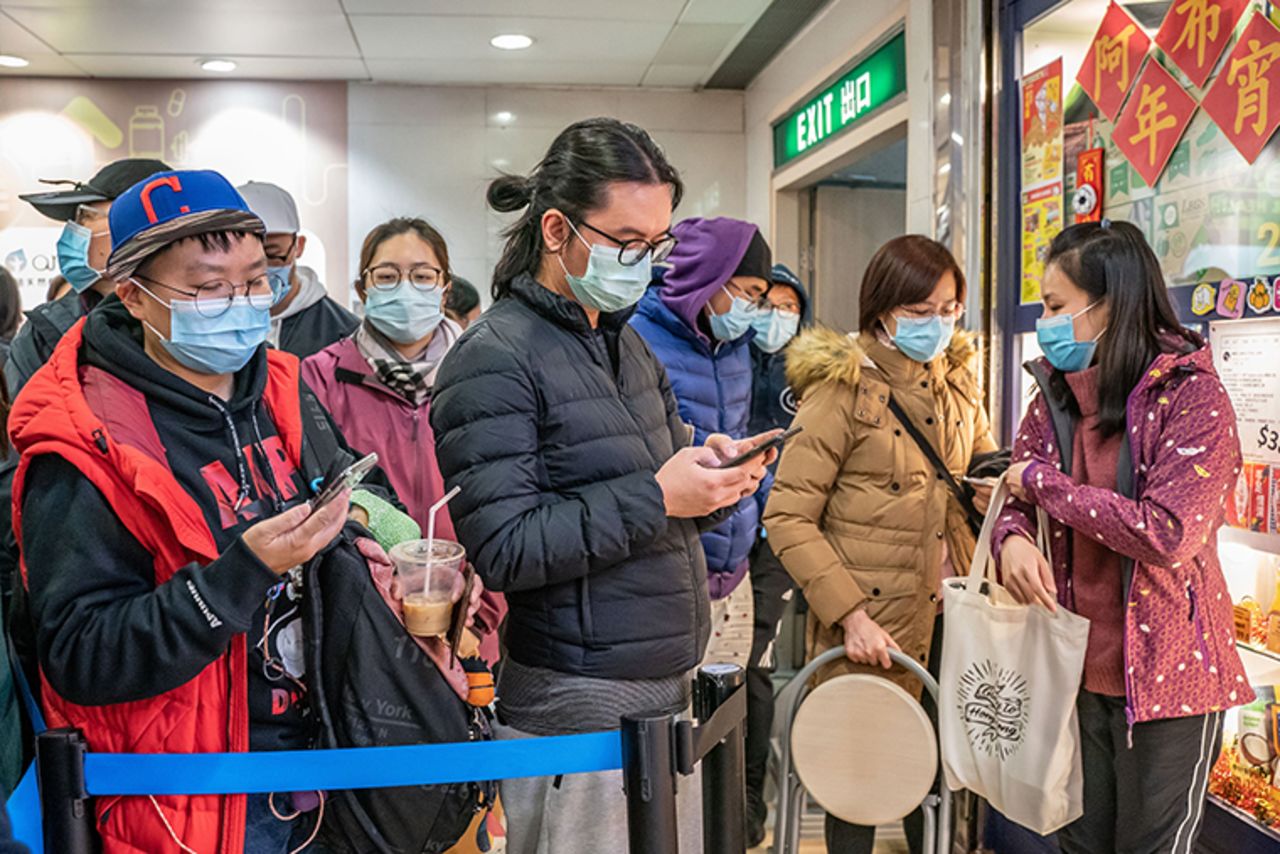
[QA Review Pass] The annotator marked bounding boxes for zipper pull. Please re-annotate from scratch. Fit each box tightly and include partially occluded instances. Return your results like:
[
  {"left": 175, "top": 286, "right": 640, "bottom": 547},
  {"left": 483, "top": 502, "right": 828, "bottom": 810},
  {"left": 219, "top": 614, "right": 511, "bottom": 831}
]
[{"left": 91, "top": 428, "right": 108, "bottom": 454}]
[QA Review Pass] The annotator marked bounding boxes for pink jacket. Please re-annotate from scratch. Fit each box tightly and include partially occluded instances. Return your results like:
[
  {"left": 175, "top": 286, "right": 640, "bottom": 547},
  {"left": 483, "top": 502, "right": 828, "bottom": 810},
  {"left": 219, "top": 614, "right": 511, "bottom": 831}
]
[{"left": 993, "top": 338, "right": 1253, "bottom": 728}]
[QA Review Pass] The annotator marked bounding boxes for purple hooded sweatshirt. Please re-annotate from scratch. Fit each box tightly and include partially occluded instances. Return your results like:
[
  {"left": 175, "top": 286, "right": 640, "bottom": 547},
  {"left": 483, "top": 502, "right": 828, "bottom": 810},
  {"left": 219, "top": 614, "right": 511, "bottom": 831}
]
[{"left": 658, "top": 217, "right": 760, "bottom": 339}]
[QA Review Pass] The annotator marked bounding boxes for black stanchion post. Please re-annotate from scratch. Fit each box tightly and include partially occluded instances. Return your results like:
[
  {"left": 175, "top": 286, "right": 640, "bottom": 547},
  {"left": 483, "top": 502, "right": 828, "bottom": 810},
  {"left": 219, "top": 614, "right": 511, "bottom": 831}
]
[
  {"left": 621, "top": 713, "right": 680, "bottom": 854},
  {"left": 696, "top": 664, "right": 746, "bottom": 854},
  {"left": 37, "top": 728, "right": 96, "bottom": 854}
]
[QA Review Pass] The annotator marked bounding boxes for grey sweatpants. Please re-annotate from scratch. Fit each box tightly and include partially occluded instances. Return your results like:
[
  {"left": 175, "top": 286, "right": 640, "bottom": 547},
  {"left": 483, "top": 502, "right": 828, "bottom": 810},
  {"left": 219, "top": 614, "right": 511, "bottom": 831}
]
[{"left": 493, "top": 720, "right": 704, "bottom": 854}]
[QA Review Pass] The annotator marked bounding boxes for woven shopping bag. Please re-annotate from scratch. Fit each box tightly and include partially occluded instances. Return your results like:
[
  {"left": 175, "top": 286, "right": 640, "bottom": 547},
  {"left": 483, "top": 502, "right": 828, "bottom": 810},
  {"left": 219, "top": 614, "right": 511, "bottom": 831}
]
[{"left": 939, "top": 475, "right": 1090, "bottom": 835}]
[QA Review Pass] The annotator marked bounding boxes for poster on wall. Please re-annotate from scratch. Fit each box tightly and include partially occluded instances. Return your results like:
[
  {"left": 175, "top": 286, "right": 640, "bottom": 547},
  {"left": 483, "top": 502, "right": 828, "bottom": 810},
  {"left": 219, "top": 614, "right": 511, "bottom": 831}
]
[
  {"left": 1022, "top": 58, "right": 1064, "bottom": 187},
  {"left": 1021, "top": 59, "right": 1064, "bottom": 304},
  {"left": 1201, "top": 10, "right": 1280, "bottom": 164},
  {"left": 1021, "top": 181, "right": 1063, "bottom": 305},
  {"left": 0, "top": 79, "right": 348, "bottom": 311},
  {"left": 1212, "top": 316, "right": 1280, "bottom": 534},
  {"left": 1076, "top": 1, "right": 1151, "bottom": 121},
  {"left": 1154, "top": 0, "right": 1249, "bottom": 90}
]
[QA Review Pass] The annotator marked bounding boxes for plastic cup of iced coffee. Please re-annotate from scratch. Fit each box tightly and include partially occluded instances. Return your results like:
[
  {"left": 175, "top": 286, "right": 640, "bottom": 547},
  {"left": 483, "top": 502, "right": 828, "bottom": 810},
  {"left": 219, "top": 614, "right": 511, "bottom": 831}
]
[{"left": 390, "top": 539, "right": 466, "bottom": 637}]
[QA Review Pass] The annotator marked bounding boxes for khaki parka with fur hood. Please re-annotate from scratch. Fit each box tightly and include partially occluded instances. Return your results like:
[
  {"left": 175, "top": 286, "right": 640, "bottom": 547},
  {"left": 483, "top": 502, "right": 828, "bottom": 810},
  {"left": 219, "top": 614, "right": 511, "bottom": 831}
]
[{"left": 763, "top": 328, "right": 997, "bottom": 692}]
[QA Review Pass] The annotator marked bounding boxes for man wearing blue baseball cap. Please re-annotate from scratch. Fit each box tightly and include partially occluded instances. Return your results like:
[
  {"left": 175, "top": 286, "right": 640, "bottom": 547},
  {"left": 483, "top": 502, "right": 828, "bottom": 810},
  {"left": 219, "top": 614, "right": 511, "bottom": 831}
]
[
  {"left": 8, "top": 158, "right": 171, "bottom": 396},
  {"left": 8, "top": 169, "right": 362, "bottom": 853}
]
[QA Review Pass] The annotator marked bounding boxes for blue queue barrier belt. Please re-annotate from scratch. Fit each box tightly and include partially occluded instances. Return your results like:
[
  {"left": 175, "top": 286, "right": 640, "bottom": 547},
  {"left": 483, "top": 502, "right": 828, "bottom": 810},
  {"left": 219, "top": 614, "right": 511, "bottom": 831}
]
[{"left": 9, "top": 731, "right": 622, "bottom": 851}]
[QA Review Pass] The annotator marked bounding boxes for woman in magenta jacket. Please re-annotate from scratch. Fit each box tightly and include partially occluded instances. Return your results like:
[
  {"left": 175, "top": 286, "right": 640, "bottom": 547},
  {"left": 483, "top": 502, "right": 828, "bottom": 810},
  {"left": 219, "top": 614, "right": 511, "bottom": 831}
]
[
  {"left": 994, "top": 220, "right": 1249, "bottom": 853},
  {"left": 303, "top": 217, "right": 504, "bottom": 660}
]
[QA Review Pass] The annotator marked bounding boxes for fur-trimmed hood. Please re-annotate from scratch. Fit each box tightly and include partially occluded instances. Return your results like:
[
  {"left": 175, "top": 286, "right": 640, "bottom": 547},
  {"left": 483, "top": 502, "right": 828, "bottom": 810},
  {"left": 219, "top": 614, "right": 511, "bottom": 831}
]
[{"left": 785, "top": 326, "right": 979, "bottom": 397}]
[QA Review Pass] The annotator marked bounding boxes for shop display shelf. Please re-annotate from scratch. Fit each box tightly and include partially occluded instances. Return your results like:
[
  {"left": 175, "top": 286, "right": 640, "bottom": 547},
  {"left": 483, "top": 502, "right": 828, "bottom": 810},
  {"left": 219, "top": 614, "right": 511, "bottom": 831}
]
[
  {"left": 1203, "top": 795, "right": 1280, "bottom": 851},
  {"left": 1236, "top": 643, "right": 1280, "bottom": 685}
]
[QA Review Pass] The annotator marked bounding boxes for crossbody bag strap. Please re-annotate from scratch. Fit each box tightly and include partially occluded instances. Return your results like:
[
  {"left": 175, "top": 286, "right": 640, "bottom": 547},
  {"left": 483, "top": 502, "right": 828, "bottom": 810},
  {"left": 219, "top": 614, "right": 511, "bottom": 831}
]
[{"left": 886, "top": 395, "right": 984, "bottom": 536}]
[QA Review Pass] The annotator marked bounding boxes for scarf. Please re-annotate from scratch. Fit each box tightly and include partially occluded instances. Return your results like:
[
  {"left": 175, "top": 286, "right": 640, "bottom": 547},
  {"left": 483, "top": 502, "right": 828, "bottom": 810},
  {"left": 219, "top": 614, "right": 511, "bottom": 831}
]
[{"left": 354, "top": 319, "right": 456, "bottom": 406}]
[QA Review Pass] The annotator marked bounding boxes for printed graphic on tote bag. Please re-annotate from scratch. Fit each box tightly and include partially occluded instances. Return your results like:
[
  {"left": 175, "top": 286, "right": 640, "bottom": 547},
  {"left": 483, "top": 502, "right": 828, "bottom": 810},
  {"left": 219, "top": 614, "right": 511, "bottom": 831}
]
[{"left": 957, "top": 660, "right": 1031, "bottom": 760}]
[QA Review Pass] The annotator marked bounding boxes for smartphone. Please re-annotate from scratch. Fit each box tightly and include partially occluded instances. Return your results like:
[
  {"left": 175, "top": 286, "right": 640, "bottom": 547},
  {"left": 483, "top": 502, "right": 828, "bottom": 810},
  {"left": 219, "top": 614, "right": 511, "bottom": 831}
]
[
  {"left": 962, "top": 475, "right": 999, "bottom": 488},
  {"left": 447, "top": 564, "right": 478, "bottom": 667},
  {"left": 310, "top": 452, "right": 379, "bottom": 510},
  {"left": 720, "top": 426, "right": 804, "bottom": 468}
]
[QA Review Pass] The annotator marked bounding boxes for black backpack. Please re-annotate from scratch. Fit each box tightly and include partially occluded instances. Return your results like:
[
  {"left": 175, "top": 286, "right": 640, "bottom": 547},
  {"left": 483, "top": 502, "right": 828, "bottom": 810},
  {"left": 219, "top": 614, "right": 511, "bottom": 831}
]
[{"left": 297, "top": 389, "right": 494, "bottom": 853}]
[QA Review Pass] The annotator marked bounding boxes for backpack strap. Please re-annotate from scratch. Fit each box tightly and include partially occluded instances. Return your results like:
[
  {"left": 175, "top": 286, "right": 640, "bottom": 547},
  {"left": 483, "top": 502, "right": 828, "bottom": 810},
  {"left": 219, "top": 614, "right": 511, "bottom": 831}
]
[
  {"left": 298, "top": 385, "right": 352, "bottom": 497},
  {"left": 885, "top": 395, "right": 984, "bottom": 537}
]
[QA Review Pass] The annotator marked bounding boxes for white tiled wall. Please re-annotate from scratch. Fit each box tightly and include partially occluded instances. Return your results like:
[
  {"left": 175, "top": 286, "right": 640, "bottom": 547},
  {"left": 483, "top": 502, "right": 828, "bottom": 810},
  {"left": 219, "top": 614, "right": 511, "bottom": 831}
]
[{"left": 347, "top": 83, "right": 746, "bottom": 308}]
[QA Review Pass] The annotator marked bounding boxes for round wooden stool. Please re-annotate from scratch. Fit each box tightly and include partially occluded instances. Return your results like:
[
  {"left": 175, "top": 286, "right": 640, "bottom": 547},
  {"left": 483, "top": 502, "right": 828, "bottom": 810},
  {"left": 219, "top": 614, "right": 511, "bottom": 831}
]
[{"left": 790, "top": 673, "right": 937, "bottom": 826}]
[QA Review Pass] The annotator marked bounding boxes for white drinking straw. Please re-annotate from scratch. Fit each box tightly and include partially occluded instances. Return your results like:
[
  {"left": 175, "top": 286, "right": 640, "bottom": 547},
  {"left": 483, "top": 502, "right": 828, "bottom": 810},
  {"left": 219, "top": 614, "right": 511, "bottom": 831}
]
[{"left": 423, "top": 486, "right": 462, "bottom": 595}]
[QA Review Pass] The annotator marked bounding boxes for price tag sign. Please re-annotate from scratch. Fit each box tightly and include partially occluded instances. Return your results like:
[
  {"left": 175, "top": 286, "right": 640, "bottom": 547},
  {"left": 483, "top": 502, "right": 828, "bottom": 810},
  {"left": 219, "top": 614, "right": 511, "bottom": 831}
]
[{"left": 1211, "top": 317, "right": 1280, "bottom": 465}]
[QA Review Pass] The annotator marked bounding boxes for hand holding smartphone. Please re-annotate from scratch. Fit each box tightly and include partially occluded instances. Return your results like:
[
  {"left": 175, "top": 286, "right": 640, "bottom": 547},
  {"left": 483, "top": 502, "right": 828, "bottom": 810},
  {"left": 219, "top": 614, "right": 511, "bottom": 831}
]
[
  {"left": 719, "top": 426, "right": 804, "bottom": 468},
  {"left": 311, "top": 452, "right": 379, "bottom": 510}
]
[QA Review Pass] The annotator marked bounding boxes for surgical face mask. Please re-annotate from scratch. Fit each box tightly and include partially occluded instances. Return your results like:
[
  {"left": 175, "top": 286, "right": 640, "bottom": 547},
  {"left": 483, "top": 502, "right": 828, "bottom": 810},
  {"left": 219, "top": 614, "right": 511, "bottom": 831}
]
[
  {"left": 134, "top": 280, "right": 272, "bottom": 375},
  {"left": 57, "top": 220, "right": 107, "bottom": 294},
  {"left": 890, "top": 314, "right": 954, "bottom": 363},
  {"left": 266, "top": 264, "right": 294, "bottom": 305},
  {"left": 751, "top": 308, "right": 800, "bottom": 354},
  {"left": 364, "top": 282, "right": 445, "bottom": 344},
  {"left": 558, "top": 221, "right": 651, "bottom": 313},
  {"left": 1035, "top": 301, "right": 1103, "bottom": 373},
  {"left": 708, "top": 286, "right": 759, "bottom": 341}
]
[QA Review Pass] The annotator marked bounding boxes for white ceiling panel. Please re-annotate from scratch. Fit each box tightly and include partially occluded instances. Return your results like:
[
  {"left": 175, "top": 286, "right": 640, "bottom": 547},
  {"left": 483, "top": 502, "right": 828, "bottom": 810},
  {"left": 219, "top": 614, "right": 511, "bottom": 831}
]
[
  {"left": 67, "top": 54, "right": 369, "bottom": 80},
  {"left": 350, "top": 15, "right": 669, "bottom": 63},
  {"left": 342, "top": 0, "right": 687, "bottom": 22},
  {"left": 364, "top": 58, "right": 647, "bottom": 87},
  {"left": 5, "top": 4, "right": 359, "bottom": 57},
  {"left": 0, "top": 0, "right": 777, "bottom": 88},
  {"left": 652, "top": 22, "right": 742, "bottom": 65}
]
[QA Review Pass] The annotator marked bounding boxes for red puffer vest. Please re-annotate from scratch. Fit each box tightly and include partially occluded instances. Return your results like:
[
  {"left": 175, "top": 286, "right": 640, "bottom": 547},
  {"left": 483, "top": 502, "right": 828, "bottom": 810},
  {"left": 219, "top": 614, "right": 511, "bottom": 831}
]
[{"left": 10, "top": 318, "right": 307, "bottom": 854}]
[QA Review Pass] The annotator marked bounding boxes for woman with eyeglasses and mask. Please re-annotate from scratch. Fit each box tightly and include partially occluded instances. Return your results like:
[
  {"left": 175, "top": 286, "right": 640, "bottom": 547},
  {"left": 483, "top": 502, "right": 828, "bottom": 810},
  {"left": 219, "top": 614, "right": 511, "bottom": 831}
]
[
  {"left": 764, "top": 235, "right": 997, "bottom": 854},
  {"left": 302, "top": 217, "right": 504, "bottom": 666},
  {"left": 430, "top": 118, "right": 778, "bottom": 853},
  {"left": 995, "top": 221, "right": 1248, "bottom": 854},
  {"left": 630, "top": 217, "right": 775, "bottom": 669}
]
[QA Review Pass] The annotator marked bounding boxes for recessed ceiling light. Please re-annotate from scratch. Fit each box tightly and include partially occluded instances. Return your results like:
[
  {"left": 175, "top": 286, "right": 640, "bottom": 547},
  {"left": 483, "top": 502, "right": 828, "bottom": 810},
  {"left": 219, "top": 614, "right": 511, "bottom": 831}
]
[
  {"left": 0, "top": 55, "right": 30, "bottom": 69},
  {"left": 199, "top": 58, "right": 237, "bottom": 73},
  {"left": 490, "top": 34, "right": 533, "bottom": 51},
  {"left": 494, "top": 111, "right": 515, "bottom": 124}
]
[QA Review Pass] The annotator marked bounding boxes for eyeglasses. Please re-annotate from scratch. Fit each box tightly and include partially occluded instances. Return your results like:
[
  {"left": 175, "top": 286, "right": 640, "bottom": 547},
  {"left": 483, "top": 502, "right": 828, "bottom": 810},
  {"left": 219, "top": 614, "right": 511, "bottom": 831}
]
[
  {"left": 577, "top": 221, "right": 677, "bottom": 267},
  {"left": 134, "top": 272, "right": 274, "bottom": 317},
  {"left": 363, "top": 263, "right": 445, "bottom": 291},
  {"left": 265, "top": 236, "right": 297, "bottom": 267},
  {"left": 767, "top": 301, "right": 802, "bottom": 315},
  {"left": 75, "top": 204, "right": 108, "bottom": 228},
  {"left": 896, "top": 301, "right": 965, "bottom": 321}
]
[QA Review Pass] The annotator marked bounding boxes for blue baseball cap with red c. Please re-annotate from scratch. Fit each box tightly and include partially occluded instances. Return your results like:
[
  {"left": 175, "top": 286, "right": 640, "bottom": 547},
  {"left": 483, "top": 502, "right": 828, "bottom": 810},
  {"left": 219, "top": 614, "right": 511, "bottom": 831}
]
[{"left": 105, "top": 169, "right": 265, "bottom": 280}]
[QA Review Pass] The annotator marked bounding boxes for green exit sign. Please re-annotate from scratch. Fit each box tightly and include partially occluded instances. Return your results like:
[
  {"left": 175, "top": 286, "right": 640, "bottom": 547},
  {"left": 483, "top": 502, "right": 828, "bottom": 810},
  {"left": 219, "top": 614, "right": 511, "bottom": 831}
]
[{"left": 772, "top": 30, "right": 907, "bottom": 169}]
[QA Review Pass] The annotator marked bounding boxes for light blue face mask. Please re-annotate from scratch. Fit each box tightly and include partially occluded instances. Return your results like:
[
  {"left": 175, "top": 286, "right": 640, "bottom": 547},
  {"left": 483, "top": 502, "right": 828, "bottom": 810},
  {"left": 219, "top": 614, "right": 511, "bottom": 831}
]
[
  {"left": 709, "top": 286, "right": 759, "bottom": 341},
  {"left": 751, "top": 308, "right": 800, "bottom": 354},
  {"left": 364, "top": 282, "right": 446, "bottom": 344},
  {"left": 266, "top": 264, "right": 293, "bottom": 305},
  {"left": 1036, "top": 302, "right": 1103, "bottom": 373},
  {"left": 559, "top": 221, "right": 652, "bottom": 313},
  {"left": 135, "top": 281, "right": 272, "bottom": 375},
  {"left": 57, "top": 220, "right": 107, "bottom": 294},
  {"left": 891, "top": 314, "right": 955, "bottom": 363}
]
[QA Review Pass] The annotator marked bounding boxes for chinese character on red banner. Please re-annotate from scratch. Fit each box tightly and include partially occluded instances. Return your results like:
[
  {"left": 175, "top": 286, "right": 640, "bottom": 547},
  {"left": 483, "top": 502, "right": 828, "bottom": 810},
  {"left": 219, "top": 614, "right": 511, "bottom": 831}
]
[
  {"left": 1155, "top": 0, "right": 1248, "bottom": 89},
  {"left": 1202, "top": 12, "right": 1280, "bottom": 163},
  {"left": 1112, "top": 60, "right": 1198, "bottom": 187},
  {"left": 1077, "top": 2, "right": 1152, "bottom": 120}
]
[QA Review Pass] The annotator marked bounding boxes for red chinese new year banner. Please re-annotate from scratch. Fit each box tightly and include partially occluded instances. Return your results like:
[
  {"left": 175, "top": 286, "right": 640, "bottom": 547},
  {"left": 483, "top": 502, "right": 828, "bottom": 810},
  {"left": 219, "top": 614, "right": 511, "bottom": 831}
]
[
  {"left": 1077, "top": 1, "right": 1152, "bottom": 120},
  {"left": 1112, "top": 60, "right": 1199, "bottom": 188},
  {"left": 1074, "top": 147, "right": 1105, "bottom": 223},
  {"left": 1202, "top": 11, "right": 1280, "bottom": 164},
  {"left": 1155, "top": 0, "right": 1249, "bottom": 89}
]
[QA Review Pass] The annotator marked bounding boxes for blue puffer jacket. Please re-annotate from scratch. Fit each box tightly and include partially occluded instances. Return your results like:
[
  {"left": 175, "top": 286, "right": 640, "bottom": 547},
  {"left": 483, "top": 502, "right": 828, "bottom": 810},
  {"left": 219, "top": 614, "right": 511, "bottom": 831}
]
[{"left": 631, "top": 286, "right": 757, "bottom": 599}]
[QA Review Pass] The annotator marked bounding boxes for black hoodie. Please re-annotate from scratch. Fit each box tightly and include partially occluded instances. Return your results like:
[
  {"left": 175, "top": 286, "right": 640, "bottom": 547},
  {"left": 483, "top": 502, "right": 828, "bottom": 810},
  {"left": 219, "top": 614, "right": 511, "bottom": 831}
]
[{"left": 22, "top": 299, "right": 362, "bottom": 751}]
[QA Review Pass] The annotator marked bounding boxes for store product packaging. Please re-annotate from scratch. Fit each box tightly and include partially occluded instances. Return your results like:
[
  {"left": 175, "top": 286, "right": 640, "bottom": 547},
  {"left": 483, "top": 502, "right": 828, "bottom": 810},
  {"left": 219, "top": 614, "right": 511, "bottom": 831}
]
[{"left": 939, "top": 476, "right": 1090, "bottom": 835}]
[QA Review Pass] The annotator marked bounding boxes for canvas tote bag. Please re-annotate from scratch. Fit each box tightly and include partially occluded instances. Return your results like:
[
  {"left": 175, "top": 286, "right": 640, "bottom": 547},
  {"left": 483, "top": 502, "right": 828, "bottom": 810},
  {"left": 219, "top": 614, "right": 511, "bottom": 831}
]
[{"left": 939, "top": 475, "right": 1090, "bottom": 835}]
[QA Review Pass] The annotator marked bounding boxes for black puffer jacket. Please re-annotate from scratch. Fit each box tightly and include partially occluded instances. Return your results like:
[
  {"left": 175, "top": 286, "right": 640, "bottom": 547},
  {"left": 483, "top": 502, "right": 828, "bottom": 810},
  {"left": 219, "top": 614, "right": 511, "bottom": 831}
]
[{"left": 431, "top": 274, "right": 711, "bottom": 680}]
